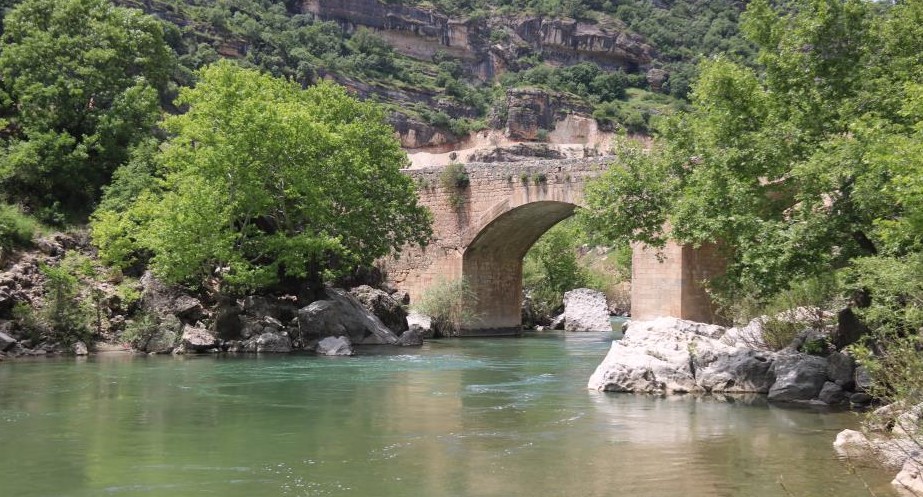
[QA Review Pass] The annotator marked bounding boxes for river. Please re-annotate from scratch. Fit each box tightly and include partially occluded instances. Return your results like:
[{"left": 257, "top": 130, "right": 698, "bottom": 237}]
[{"left": 0, "top": 331, "right": 897, "bottom": 497}]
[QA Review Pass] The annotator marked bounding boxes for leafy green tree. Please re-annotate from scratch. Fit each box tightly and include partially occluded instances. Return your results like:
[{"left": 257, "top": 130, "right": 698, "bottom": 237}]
[
  {"left": 584, "top": 0, "right": 884, "bottom": 304},
  {"left": 0, "top": 0, "right": 174, "bottom": 222},
  {"left": 93, "top": 61, "right": 432, "bottom": 294}
]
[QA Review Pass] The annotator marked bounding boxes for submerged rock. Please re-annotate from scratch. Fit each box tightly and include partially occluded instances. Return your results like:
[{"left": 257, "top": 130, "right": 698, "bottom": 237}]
[
  {"left": 315, "top": 336, "right": 354, "bottom": 356},
  {"left": 834, "top": 403, "right": 923, "bottom": 495},
  {"left": 395, "top": 327, "right": 424, "bottom": 347},
  {"left": 563, "top": 288, "right": 611, "bottom": 332}
]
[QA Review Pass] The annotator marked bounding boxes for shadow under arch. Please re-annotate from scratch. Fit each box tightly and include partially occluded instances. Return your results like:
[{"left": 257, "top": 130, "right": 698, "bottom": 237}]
[{"left": 461, "top": 200, "right": 579, "bottom": 334}]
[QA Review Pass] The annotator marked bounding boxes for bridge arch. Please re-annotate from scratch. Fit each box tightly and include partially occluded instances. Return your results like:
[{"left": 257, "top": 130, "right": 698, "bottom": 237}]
[
  {"left": 384, "top": 158, "right": 725, "bottom": 334},
  {"left": 464, "top": 200, "right": 578, "bottom": 331}
]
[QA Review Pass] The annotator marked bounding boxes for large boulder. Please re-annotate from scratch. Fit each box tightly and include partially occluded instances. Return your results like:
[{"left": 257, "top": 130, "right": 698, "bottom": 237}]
[
  {"left": 395, "top": 327, "right": 424, "bottom": 346},
  {"left": 826, "top": 351, "right": 856, "bottom": 389},
  {"left": 181, "top": 326, "right": 218, "bottom": 353},
  {"left": 0, "top": 329, "right": 17, "bottom": 352},
  {"left": 695, "top": 348, "right": 776, "bottom": 393},
  {"left": 315, "top": 336, "right": 354, "bottom": 356},
  {"left": 348, "top": 285, "right": 408, "bottom": 334},
  {"left": 256, "top": 332, "right": 293, "bottom": 353},
  {"left": 563, "top": 288, "right": 611, "bottom": 332},
  {"left": 407, "top": 312, "right": 434, "bottom": 338},
  {"left": 140, "top": 271, "right": 205, "bottom": 323},
  {"left": 297, "top": 288, "right": 399, "bottom": 344},
  {"left": 767, "top": 353, "right": 828, "bottom": 402},
  {"left": 588, "top": 317, "right": 748, "bottom": 394}
]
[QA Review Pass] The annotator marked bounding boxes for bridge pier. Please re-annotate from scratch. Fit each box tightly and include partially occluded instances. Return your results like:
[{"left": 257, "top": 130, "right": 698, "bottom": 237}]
[{"left": 385, "top": 158, "right": 725, "bottom": 335}]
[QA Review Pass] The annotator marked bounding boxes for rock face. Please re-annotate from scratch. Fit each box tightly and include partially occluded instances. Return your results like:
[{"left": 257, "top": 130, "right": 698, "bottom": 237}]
[
  {"left": 504, "top": 88, "right": 593, "bottom": 141},
  {"left": 349, "top": 285, "right": 408, "bottom": 334},
  {"left": 297, "top": 288, "right": 399, "bottom": 344},
  {"left": 563, "top": 288, "right": 611, "bottom": 332},
  {"left": 767, "top": 353, "right": 828, "bottom": 402},
  {"left": 181, "top": 326, "right": 218, "bottom": 353},
  {"left": 301, "top": 1, "right": 655, "bottom": 77},
  {"left": 588, "top": 317, "right": 860, "bottom": 403}
]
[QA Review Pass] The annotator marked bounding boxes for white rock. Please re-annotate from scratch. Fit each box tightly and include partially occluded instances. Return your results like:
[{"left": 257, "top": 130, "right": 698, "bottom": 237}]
[
  {"left": 894, "top": 460, "right": 923, "bottom": 495},
  {"left": 73, "top": 341, "right": 88, "bottom": 356},
  {"left": 587, "top": 317, "right": 770, "bottom": 394},
  {"left": 563, "top": 288, "right": 611, "bottom": 332},
  {"left": 407, "top": 311, "right": 433, "bottom": 334}
]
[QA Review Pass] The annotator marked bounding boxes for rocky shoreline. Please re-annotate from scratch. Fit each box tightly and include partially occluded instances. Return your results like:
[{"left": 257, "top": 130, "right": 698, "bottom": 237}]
[
  {"left": 588, "top": 317, "right": 869, "bottom": 405},
  {"left": 587, "top": 316, "right": 923, "bottom": 494},
  {"left": 0, "top": 243, "right": 429, "bottom": 360}
]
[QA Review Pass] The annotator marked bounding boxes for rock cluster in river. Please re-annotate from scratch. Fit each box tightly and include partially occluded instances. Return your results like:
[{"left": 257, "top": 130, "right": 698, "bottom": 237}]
[
  {"left": 588, "top": 317, "right": 867, "bottom": 405},
  {"left": 834, "top": 403, "right": 923, "bottom": 494},
  {"left": 133, "top": 272, "right": 419, "bottom": 357}
]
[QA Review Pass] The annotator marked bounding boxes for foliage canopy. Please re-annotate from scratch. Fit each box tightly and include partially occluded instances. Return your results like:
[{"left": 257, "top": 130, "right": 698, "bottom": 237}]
[
  {"left": 94, "top": 61, "right": 432, "bottom": 293},
  {"left": 0, "top": 0, "right": 174, "bottom": 222}
]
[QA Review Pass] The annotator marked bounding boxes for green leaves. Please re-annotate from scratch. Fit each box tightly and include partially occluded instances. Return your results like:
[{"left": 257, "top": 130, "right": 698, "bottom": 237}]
[
  {"left": 585, "top": 0, "right": 923, "bottom": 305},
  {"left": 94, "top": 61, "right": 431, "bottom": 293},
  {"left": 0, "top": 0, "right": 174, "bottom": 221}
]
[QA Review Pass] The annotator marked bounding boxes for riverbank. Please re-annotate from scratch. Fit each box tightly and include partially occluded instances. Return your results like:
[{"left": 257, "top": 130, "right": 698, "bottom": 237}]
[{"left": 588, "top": 316, "right": 923, "bottom": 495}]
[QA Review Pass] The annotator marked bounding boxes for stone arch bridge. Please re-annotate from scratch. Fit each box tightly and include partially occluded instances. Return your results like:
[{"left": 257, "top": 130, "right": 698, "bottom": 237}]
[{"left": 384, "top": 157, "right": 724, "bottom": 335}]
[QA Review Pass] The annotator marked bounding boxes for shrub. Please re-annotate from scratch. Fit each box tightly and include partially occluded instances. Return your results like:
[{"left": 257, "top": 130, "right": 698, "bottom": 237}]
[
  {"left": 440, "top": 163, "right": 469, "bottom": 210},
  {"left": 0, "top": 203, "right": 39, "bottom": 254},
  {"left": 720, "top": 274, "right": 844, "bottom": 351},
  {"left": 414, "top": 277, "right": 478, "bottom": 337},
  {"left": 121, "top": 312, "right": 160, "bottom": 349},
  {"left": 38, "top": 262, "right": 91, "bottom": 345}
]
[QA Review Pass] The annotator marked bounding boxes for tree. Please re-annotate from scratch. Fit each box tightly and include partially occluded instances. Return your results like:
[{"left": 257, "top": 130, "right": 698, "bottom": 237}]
[
  {"left": 584, "top": 0, "right": 882, "bottom": 304},
  {"left": 0, "top": 0, "right": 174, "bottom": 222},
  {"left": 93, "top": 61, "right": 432, "bottom": 295}
]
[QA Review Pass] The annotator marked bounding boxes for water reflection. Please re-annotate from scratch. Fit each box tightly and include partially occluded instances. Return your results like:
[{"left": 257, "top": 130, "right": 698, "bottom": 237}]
[{"left": 0, "top": 335, "right": 899, "bottom": 497}]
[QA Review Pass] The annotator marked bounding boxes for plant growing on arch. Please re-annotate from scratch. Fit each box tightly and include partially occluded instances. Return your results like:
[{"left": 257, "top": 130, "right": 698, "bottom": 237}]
[{"left": 93, "top": 61, "right": 432, "bottom": 295}]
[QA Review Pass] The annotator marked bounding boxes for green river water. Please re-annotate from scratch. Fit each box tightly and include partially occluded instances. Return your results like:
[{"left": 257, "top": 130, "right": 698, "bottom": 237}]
[{"left": 0, "top": 331, "right": 898, "bottom": 497}]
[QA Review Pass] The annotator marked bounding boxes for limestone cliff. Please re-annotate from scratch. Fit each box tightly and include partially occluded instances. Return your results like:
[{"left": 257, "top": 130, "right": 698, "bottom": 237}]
[{"left": 299, "top": 0, "right": 655, "bottom": 80}]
